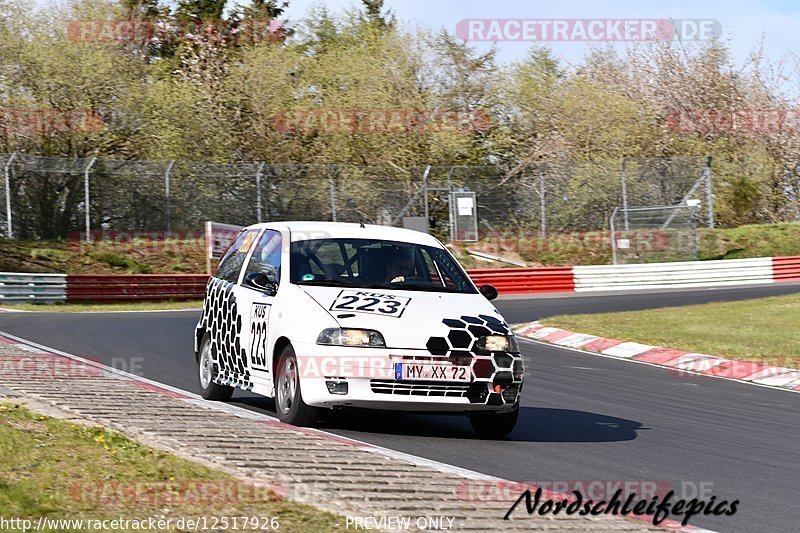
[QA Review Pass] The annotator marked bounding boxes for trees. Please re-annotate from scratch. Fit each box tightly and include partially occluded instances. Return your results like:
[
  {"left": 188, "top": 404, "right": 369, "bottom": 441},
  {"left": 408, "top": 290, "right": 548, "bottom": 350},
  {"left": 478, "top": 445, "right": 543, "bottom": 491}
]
[
  {"left": 1, "top": 0, "right": 799, "bottom": 235},
  {"left": 241, "top": 0, "right": 288, "bottom": 19},
  {"left": 175, "top": 0, "right": 226, "bottom": 22}
]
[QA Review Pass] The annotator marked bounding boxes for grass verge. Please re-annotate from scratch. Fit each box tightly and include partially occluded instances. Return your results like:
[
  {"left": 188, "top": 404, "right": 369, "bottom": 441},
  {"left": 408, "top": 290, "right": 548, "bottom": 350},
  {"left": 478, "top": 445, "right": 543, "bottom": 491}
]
[
  {"left": 541, "top": 293, "right": 800, "bottom": 366},
  {"left": 0, "top": 238, "right": 206, "bottom": 274},
  {"left": 0, "top": 402, "right": 343, "bottom": 531},
  {"left": 1, "top": 301, "right": 204, "bottom": 312},
  {"left": 2, "top": 221, "right": 799, "bottom": 273}
]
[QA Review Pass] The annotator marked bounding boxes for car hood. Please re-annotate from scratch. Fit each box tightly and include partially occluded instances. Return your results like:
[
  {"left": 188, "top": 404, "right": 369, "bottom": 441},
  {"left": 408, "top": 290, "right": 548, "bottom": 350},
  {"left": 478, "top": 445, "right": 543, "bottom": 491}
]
[{"left": 297, "top": 285, "right": 510, "bottom": 350}]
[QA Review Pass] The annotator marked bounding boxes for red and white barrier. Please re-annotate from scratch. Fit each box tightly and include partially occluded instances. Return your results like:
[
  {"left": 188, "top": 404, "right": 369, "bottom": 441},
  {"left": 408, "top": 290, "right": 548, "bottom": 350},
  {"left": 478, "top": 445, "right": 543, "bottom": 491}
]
[
  {"left": 772, "top": 256, "right": 800, "bottom": 282},
  {"left": 572, "top": 257, "right": 775, "bottom": 292},
  {"left": 1, "top": 255, "right": 798, "bottom": 302},
  {"left": 471, "top": 255, "right": 800, "bottom": 294},
  {"left": 468, "top": 266, "right": 574, "bottom": 294},
  {"left": 66, "top": 274, "right": 208, "bottom": 302}
]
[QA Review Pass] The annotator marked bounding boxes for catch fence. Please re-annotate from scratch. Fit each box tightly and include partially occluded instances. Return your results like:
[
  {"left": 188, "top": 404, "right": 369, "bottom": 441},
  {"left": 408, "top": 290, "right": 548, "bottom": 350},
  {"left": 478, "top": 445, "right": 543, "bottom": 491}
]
[{"left": 0, "top": 154, "right": 715, "bottom": 242}]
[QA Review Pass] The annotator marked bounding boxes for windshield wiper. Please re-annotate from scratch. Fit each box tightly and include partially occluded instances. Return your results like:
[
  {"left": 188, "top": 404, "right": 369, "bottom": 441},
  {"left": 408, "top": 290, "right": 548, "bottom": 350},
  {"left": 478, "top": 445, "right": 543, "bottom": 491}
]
[
  {"left": 297, "top": 279, "right": 467, "bottom": 293},
  {"left": 363, "top": 281, "right": 465, "bottom": 293},
  {"left": 361, "top": 282, "right": 397, "bottom": 289},
  {"left": 392, "top": 284, "right": 462, "bottom": 293}
]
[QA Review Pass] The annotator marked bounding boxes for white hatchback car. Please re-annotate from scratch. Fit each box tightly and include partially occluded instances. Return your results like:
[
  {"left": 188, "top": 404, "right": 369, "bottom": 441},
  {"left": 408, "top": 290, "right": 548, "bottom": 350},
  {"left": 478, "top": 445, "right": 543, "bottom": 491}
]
[{"left": 194, "top": 222, "right": 524, "bottom": 437}]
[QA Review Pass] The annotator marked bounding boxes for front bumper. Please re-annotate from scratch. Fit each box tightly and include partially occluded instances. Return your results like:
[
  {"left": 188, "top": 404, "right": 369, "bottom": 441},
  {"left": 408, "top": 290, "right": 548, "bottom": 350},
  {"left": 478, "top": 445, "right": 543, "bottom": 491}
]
[{"left": 292, "top": 342, "right": 524, "bottom": 412}]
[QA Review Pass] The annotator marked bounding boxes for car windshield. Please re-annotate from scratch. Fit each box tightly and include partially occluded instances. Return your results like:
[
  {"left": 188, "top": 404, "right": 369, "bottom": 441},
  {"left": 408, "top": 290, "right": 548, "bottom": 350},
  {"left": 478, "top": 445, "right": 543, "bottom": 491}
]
[{"left": 290, "top": 238, "right": 477, "bottom": 294}]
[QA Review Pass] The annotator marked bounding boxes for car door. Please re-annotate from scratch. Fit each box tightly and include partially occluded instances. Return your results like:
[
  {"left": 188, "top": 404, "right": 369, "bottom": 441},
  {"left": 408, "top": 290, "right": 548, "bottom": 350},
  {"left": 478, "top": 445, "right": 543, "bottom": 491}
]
[
  {"left": 237, "top": 228, "right": 283, "bottom": 396},
  {"left": 200, "top": 227, "right": 260, "bottom": 390}
]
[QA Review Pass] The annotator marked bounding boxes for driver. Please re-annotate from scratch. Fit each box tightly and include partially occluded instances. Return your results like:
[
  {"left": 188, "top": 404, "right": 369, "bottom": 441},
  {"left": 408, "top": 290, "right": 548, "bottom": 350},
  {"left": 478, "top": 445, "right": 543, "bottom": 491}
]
[{"left": 384, "top": 247, "right": 415, "bottom": 283}]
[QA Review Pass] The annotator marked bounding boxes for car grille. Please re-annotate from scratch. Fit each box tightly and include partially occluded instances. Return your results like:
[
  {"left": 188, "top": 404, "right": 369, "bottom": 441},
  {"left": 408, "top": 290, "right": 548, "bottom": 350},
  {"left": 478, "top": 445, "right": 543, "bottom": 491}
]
[{"left": 370, "top": 379, "right": 472, "bottom": 397}]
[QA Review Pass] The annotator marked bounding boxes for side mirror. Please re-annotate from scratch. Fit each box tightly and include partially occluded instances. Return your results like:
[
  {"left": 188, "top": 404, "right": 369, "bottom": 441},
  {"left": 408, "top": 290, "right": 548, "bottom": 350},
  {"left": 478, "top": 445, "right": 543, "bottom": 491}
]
[
  {"left": 244, "top": 272, "right": 278, "bottom": 295},
  {"left": 479, "top": 284, "right": 498, "bottom": 301}
]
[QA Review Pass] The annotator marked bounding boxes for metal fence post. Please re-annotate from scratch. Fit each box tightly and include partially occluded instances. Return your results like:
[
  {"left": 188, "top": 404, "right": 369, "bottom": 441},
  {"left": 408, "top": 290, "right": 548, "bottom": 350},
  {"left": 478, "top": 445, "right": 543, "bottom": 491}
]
[
  {"left": 691, "top": 207, "right": 699, "bottom": 260},
  {"left": 3, "top": 152, "right": 17, "bottom": 238},
  {"left": 539, "top": 163, "right": 546, "bottom": 239},
  {"left": 445, "top": 166, "right": 455, "bottom": 239},
  {"left": 610, "top": 207, "right": 619, "bottom": 265},
  {"left": 329, "top": 165, "right": 337, "bottom": 222},
  {"left": 255, "top": 162, "right": 265, "bottom": 223},
  {"left": 266, "top": 165, "right": 276, "bottom": 222},
  {"left": 422, "top": 165, "right": 431, "bottom": 223},
  {"left": 83, "top": 156, "right": 97, "bottom": 242},
  {"left": 164, "top": 160, "right": 175, "bottom": 232},
  {"left": 620, "top": 157, "right": 629, "bottom": 231},
  {"left": 705, "top": 155, "right": 714, "bottom": 228}
]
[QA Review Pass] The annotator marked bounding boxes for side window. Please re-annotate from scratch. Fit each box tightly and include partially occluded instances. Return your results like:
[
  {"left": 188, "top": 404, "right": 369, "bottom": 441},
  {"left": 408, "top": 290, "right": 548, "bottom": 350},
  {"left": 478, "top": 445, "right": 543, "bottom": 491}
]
[
  {"left": 420, "top": 249, "right": 457, "bottom": 288},
  {"left": 214, "top": 229, "right": 260, "bottom": 283},
  {"left": 244, "top": 230, "right": 282, "bottom": 284},
  {"left": 292, "top": 241, "right": 359, "bottom": 280}
]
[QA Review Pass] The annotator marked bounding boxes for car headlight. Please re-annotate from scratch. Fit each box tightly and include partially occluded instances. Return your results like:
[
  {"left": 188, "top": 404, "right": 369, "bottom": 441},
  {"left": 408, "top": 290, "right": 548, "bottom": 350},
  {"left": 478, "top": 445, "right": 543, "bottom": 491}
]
[
  {"left": 316, "top": 328, "right": 386, "bottom": 347},
  {"left": 475, "top": 335, "right": 519, "bottom": 353}
]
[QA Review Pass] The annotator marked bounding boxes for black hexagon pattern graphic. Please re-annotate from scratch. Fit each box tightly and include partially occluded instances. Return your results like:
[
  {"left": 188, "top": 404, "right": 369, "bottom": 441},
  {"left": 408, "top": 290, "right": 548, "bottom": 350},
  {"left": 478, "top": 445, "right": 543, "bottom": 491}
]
[
  {"left": 424, "top": 314, "right": 523, "bottom": 406},
  {"left": 200, "top": 278, "right": 253, "bottom": 391}
]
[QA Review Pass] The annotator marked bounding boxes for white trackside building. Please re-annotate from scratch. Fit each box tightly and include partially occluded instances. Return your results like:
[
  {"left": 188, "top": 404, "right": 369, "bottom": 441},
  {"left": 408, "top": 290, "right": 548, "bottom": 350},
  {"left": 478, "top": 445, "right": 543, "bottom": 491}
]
[{"left": 194, "top": 222, "right": 524, "bottom": 437}]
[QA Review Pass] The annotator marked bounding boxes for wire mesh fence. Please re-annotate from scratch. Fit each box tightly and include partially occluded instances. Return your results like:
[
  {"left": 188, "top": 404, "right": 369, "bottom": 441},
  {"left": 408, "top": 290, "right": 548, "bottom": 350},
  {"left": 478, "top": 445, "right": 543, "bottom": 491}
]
[
  {"left": 90, "top": 158, "right": 171, "bottom": 233},
  {"left": 610, "top": 204, "right": 701, "bottom": 264},
  {"left": 0, "top": 154, "right": 717, "bottom": 243}
]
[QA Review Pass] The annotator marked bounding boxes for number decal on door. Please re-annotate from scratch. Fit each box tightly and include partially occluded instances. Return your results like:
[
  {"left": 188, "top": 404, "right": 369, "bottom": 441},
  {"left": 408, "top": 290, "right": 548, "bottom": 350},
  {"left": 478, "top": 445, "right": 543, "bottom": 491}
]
[{"left": 250, "top": 303, "right": 271, "bottom": 370}]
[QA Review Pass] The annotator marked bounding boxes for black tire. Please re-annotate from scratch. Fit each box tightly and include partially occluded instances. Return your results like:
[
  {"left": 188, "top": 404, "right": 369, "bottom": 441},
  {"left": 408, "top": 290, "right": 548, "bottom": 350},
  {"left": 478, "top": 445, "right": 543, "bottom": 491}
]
[
  {"left": 197, "top": 334, "right": 234, "bottom": 401},
  {"left": 274, "top": 344, "right": 320, "bottom": 427},
  {"left": 468, "top": 404, "right": 519, "bottom": 439}
]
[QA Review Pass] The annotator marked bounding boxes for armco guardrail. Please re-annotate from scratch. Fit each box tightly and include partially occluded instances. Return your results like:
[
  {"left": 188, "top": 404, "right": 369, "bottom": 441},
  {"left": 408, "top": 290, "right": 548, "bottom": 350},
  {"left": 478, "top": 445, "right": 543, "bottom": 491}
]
[
  {"left": 468, "top": 267, "right": 575, "bottom": 294},
  {"left": 66, "top": 274, "right": 209, "bottom": 302},
  {"left": 573, "top": 257, "right": 775, "bottom": 292},
  {"left": 1, "top": 256, "right": 799, "bottom": 304},
  {"left": 0, "top": 272, "right": 67, "bottom": 303},
  {"left": 772, "top": 256, "right": 800, "bottom": 282}
]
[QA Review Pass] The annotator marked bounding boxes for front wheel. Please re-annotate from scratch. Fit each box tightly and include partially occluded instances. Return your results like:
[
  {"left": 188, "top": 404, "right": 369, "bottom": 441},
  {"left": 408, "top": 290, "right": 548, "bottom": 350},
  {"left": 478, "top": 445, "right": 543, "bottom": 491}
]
[
  {"left": 197, "top": 334, "right": 234, "bottom": 401},
  {"left": 275, "top": 344, "right": 320, "bottom": 426},
  {"left": 468, "top": 404, "right": 519, "bottom": 439}
]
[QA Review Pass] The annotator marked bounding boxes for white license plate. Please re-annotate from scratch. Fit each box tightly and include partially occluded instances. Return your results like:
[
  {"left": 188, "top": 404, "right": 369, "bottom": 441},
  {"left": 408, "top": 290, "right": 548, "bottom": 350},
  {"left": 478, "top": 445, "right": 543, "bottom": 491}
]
[{"left": 394, "top": 363, "right": 470, "bottom": 382}]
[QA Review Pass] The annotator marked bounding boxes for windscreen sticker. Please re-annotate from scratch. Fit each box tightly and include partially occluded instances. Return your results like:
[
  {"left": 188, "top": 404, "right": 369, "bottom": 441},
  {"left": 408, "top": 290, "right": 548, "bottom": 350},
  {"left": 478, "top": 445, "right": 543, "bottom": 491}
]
[
  {"left": 238, "top": 230, "right": 258, "bottom": 253},
  {"left": 329, "top": 290, "right": 411, "bottom": 318}
]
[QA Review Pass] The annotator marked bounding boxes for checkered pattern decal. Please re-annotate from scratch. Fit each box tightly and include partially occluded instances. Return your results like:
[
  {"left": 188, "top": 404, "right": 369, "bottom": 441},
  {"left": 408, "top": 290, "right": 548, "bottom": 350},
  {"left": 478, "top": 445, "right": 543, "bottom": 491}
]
[
  {"left": 200, "top": 277, "right": 253, "bottom": 391},
  {"left": 426, "top": 314, "right": 523, "bottom": 405}
]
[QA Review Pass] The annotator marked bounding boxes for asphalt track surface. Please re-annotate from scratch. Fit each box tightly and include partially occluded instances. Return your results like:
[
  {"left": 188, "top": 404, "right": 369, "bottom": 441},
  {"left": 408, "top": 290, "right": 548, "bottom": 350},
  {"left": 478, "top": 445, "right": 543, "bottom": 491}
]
[{"left": 2, "top": 284, "right": 800, "bottom": 532}]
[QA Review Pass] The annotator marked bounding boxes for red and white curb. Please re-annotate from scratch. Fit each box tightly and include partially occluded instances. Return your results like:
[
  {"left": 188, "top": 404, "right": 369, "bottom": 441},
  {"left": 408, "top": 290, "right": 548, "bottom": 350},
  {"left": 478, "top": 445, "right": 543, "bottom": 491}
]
[{"left": 513, "top": 322, "right": 800, "bottom": 392}]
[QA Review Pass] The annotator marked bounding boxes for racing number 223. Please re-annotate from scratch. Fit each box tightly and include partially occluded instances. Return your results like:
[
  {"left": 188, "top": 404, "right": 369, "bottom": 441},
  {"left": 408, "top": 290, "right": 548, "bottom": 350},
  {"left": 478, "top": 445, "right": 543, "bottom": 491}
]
[
  {"left": 330, "top": 291, "right": 411, "bottom": 317},
  {"left": 250, "top": 304, "right": 270, "bottom": 369}
]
